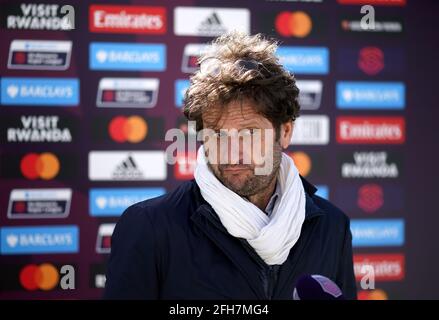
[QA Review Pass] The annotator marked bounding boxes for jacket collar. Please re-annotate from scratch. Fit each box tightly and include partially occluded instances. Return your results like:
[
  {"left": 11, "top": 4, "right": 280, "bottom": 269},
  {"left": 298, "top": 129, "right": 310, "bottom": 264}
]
[{"left": 300, "top": 176, "right": 325, "bottom": 220}]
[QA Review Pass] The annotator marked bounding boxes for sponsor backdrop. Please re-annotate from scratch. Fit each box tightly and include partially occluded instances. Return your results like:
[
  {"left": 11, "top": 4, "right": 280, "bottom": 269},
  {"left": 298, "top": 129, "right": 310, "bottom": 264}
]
[{"left": 0, "top": 0, "right": 438, "bottom": 299}]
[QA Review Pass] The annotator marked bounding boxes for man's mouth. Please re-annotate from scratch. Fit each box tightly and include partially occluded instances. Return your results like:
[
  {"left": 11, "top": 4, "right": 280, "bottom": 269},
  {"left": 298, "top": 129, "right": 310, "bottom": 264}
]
[{"left": 221, "top": 166, "right": 253, "bottom": 172}]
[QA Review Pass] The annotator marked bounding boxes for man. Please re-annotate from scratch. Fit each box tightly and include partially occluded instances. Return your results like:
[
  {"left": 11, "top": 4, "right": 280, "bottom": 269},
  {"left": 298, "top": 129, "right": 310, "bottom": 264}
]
[{"left": 104, "top": 32, "right": 357, "bottom": 299}]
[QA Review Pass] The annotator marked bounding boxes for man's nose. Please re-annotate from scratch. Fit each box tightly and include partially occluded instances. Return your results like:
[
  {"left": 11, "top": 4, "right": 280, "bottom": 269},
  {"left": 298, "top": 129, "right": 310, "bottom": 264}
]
[{"left": 219, "top": 136, "right": 251, "bottom": 165}]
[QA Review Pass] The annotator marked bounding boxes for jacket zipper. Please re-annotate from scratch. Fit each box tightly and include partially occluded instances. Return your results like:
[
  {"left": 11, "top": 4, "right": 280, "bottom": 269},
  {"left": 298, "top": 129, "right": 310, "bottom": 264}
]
[
  {"left": 267, "top": 266, "right": 274, "bottom": 300},
  {"left": 201, "top": 207, "right": 280, "bottom": 299}
]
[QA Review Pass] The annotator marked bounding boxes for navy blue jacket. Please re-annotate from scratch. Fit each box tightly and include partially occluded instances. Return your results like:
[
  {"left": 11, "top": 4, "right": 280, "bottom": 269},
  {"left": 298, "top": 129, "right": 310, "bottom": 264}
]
[{"left": 104, "top": 178, "right": 357, "bottom": 300}]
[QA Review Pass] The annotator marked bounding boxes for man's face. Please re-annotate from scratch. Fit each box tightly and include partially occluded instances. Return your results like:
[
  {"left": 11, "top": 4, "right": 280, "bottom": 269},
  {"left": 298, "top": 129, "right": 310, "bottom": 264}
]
[{"left": 201, "top": 99, "right": 284, "bottom": 197}]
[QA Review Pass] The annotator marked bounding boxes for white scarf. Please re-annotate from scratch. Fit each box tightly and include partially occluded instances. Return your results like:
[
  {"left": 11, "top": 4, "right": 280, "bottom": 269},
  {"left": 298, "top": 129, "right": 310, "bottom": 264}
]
[{"left": 194, "top": 145, "right": 306, "bottom": 265}]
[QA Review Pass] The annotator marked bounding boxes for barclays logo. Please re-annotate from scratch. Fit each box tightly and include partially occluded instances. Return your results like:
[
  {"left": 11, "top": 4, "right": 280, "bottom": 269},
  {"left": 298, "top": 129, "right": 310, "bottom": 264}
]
[
  {"left": 337, "top": 82, "right": 405, "bottom": 109},
  {"left": 277, "top": 46, "right": 329, "bottom": 74},
  {"left": 1, "top": 77, "right": 79, "bottom": 106},
  {"left": 351, "top": 219, "right": 404, "bottom": 247},
  {"left": 90, "top": 42, "right": 166, "bottom": 71},
  {"left": 89, "top": 188, "right": 165, "bottom": 217},
  {"left": 0, "top": 225, "right": 79, "bottom": 254}
]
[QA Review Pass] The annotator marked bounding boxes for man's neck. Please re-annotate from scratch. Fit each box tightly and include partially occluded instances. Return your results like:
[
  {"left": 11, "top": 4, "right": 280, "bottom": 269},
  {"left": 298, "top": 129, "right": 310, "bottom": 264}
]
[{"left": 246, "top": 176, "right": 277, "bottom": 211}]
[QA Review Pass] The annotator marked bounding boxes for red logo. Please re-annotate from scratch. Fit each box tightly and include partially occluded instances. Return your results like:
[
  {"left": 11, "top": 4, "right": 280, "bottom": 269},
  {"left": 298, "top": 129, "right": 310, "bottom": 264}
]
[
  {"left": 174, "top": 153, "right": 196, "bottom": 180},
  {"left": 358, "top": 47, "right": 384, "bottom": 75},
  {"left": 101, "top": 235, "right": 112, "bottom": 250},
  {"left": 14, "top": 52, "right": 27, "bottom": 64},
  {"left": 20, "top": 152, "right": 60, "bottom": 180},
  {"left": 336, "top": 116, "right": 405, "bottom": 144},
  {"left": 275, "top": 11, "right": 312, "bottom": 38},
  {"left": 357, "top": 184, "right": 384, "bottom": 213},
  {"left": 108, "top": 116, "right": 148, "bottom": 143},
  {"left": 89, "top": 5, "right": 166, "bottom": 34},
  {"left": 13, "top": 201, "right": 27, "bottom": 213},
  {"left": 20, "top": 264, "right": 60, "bottom": 291},
  {"left": 357, "top": 289, "right": 388, "bottom": 300},
  {"left": 354, "top": 254, "right": 405, "bottom": 281},
  {"left": 102, "top": 90, "right": 115, "bottom": 102}
]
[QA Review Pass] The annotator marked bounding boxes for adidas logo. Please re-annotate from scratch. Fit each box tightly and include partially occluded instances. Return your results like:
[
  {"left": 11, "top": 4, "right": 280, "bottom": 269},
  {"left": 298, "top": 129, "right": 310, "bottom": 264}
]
[
  {"left": 197, "top": 12, "right": 227, "bottom": 36},
  {"left": 112, "top": 155, "right": 144, "bottom": 179}
]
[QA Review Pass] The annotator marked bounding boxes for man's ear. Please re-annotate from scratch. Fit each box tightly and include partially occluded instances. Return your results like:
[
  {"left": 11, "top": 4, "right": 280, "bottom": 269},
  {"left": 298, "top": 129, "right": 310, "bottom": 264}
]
[{"left": 279, "top": 121, "right": 294, "bottom": 149}]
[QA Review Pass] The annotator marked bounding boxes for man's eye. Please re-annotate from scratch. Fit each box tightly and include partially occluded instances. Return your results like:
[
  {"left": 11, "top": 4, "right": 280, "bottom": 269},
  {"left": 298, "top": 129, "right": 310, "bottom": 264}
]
[
  {"left": 240, "top": 128, "right": 257, "bottom": 136},
  {"left": 214, "top": 130, "right": 228, "bottom": 138}
]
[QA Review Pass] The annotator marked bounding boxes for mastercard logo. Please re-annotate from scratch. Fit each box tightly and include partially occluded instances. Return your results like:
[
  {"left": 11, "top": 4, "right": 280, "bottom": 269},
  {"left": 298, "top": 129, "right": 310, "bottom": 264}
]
[
  {"left": 19, "top": 263, "right": 60, "bottom": 291},
  {"left": 108, "top": 116, "right": 148, "bottom": 143},
  {"left": 20, "top": 152, "right": 60, "bottom": 180},
  {"left": 357, "top": 289, "right": 388, "bottom": 300},
  {"left": 275, "top": 11, "right": 313, "bottom": 38},
  {"left": 288, "top": 151, "right": 312, "bottom": 177}
]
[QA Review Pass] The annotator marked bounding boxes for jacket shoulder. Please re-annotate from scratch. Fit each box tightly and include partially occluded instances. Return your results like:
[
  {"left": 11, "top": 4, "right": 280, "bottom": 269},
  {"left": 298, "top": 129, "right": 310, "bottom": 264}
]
[
  {"left": 120, "top": 179, "right": 197, "bottom": 225},
  {"left": 301, "top": 176, "right": 350, "bottom": 226},
  {"left": 311, "top": 193, "right": 351, "bottom": 232}
]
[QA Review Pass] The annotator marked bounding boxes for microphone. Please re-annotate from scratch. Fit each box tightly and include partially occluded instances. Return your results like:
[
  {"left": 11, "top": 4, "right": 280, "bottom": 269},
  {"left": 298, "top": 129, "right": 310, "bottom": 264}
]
[{"left": 293, "top": 274, "right": 345, "bottom": 300}]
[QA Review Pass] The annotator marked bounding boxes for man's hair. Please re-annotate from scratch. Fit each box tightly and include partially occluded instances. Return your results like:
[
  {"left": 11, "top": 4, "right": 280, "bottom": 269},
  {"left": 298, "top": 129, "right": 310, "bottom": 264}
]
[{"left": 183, "top": 32, "right": 301, "bottom": 138}]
